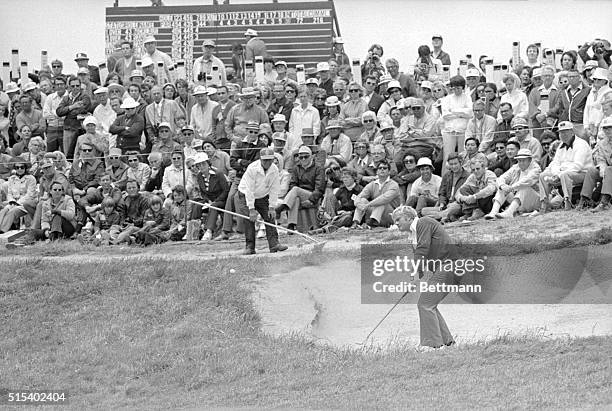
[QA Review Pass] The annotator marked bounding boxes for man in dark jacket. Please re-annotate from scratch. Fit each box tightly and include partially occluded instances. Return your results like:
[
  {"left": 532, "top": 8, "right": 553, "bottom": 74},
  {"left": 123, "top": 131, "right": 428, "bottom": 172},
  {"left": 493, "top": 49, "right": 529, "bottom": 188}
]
[
  {"left": 392, "top": 205, "right": 457, "bottom": 350},
  {"left": 69, "top": 142, "right": 105, "bottom": 196},
  {"left": 425, "top": 152, "right": 470, "bottom": 222},
  {"left": 113, "top": 179, "right": 150, "bottom": 245},
  {"left": 192, "top": 152, "right": 229, "bottom": 240},
  {"left": 56, "top": 75, "right": 91, "bottom": 159},
  {"left": 548, "top": 68, "right": 591, "bottom": 140},
  {"left": 109, "top": 97, "right": 145, "bottom": 153},
  {"left": 275, "top": 145, "right": 325, "bottom": 231}
]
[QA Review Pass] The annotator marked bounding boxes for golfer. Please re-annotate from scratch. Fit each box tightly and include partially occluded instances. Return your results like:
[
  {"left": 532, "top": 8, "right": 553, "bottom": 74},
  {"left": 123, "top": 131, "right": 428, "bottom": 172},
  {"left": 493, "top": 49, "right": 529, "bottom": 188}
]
[
  {"left": 392, "top": 205, "right": 456, "bottom": 350},
  {"left": 236, "top": 148, "right": 288, "bottom": 255}
]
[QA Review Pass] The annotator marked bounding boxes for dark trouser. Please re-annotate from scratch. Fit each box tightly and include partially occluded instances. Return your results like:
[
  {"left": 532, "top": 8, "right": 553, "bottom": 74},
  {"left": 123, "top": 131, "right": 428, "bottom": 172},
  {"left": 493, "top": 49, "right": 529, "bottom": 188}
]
[
  {"left": 461, "top": 195, "right": 494, "bottom": 215},
  {"left": 407, "top": 195, "right": 437, "bottom": 217},
  {"left": 32, "top": 217, "right": 76, "bottom": 240},
  {"left": 46, "top": 126, "right": 64, "bottom": 152},
  {"left": 191, "top": 202, "right": 221, "bottom": 231},
  {"left": 417, "top": 268, "right": 457, "bottom": 347},
  {"left": 235, "top": 192, "right": 279, "bottom": 252}
]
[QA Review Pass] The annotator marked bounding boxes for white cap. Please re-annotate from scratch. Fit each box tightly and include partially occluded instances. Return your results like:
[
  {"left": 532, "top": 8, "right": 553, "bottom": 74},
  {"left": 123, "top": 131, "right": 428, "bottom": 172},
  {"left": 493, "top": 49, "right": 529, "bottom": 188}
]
[
  {"left": 143, "top": 35, "right": 156, "bottom": 44},
  {"left": 120, "top": 97, "right": 140, "bottom": 109},
  {"left": 420, "top": 80, "right": 433, "bottom": 90},
  {"left": 466, "top": 68, "right": 480, "bottom": 78},
  {"left": 416, "top": 157, "right": 434, "bottom": 168},
  {"left": 532, "top": 68, "right": 543, "bottom": 78},
  {"left": 192, "top": 85, "right": 208, "bottom": 96},
  {"left": 305, "top": 78, "right": 320, "bottom": 86},
  {"left": 22, "top": 82, "right": 38, "bottom": 92},
  {"left": 158, "top": 121, "right": 172, "bottom": 130},
  {"left": 244, "top": 28, "right": 258, "bottom": 37},
  {"left": 387, "top": 80, "right": 401, "bottom": 91},
  {"left": 275, "top": 60, "right": 287, "bottom": 67},
  {"left": 83, "top": 115, "right": 98, "bottom": 126},
  {"left": 94, "top": 87, "right": 109, "bottom": 94},
  {"left": 206, "top": 87, "right": 218, "bottom": 95},
  {"left": 558, "top": 121, "right": 574, "bottom": 131},
  {"left": 193, "top": 152, "right": 209, "bottom": 164},
  {"left": 317, "top": 62, "right": 330, "bottom": 72},
  {"left": 592, "top": 67, "right": 610, "bottom": 81},
  {"left": 141, "top": 56, "right": 154, "bottom": 68}
]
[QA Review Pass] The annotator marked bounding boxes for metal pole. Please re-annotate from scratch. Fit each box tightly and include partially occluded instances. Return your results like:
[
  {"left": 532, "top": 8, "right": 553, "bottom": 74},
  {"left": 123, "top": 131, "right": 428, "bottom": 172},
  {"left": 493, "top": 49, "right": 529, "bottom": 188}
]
[{"left": 182, "top": 153, "right": 188, "bottom": 234}]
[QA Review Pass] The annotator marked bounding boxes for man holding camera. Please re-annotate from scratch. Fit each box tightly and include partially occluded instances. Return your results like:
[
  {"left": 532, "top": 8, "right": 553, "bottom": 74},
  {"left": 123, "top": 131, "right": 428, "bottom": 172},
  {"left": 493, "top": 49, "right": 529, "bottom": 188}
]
[
  {"left": 192, "top": 40, "right": 227, "bottom": 86},
  {"left": 578, "top": 39, "right": 611, "bottom": 70}
]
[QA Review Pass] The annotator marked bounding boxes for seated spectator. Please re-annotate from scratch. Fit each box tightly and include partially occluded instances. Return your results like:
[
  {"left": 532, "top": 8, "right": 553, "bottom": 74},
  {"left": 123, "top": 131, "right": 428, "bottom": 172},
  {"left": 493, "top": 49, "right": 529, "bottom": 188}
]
[
  {"left": 0, "top": 140, "right": 13, "bottom": 179},
  {"left": 498, "top": 73, "right": 529, "bottom": 122},
  {"left": 406, "top": 157, "right": 442, "bottom": 216},
  {"left": 466, "top": 99, "right": 497, "bottom": 155},
  {"left": 161, "top": 150, "right": 194, "bottom": 201},
  {"left": 105, "top": 148, "right": 129, "bottom": 191},
  {"left": 191, "top": 152, "right": 229, "bottom": 241},
  {"left": 362, "top": 143, "right": 398, "bottom": 184},
  {"left": 351, "top": 159, "right": 401, "bottom": 228},
  {"left": 373, "top": 121, "right": 397, "bottom": 161},
  {"left": 507, "top": 117, "right": 543, "bottom": 165},
  {"left": 578, "top": 117, "right": 612, "bottom": 211},
  {"left": 459, "top": 137, "right": 488, "bottom": 172},
  {"left": 300, "top": 128, "right": 327, "bottom": 167},
  {"left": 396, "top": 98, "right": 437, "bottom": 162},
  {"left": 423, "top": 153, "right": 470, "bottom": 222},
  {"left": 539, "top": 131, "right": 558, "bottom": 170},
  {"left": 538, "top": 121, "right": 594, "bottom": 212},
  {"left": 152, "top": 122, "right": 182, "bottom": 167},
  {"left": 37, "top": 181, "right": 77, "bottom": 241},
  {"left": 274, "top": 145, "right": 325, "bottom": 231},
  {"left": 450, "top": 158, "right": 497, "bottom": 221},
  {"left": 393, "top": 152, "right": 421, "bottom": 202},
  {"left": 202, "top": 139, "right": 232, "bottom": 176},
  {"left": 21, "top": 136, "right": 46, "bottom": 176},
  {"left": 90, "top": 197, "right": 123, "bottom": 246},
  {"left": 144, "top": 151, "right": 165, "bottom": 194},
  {"left": 163, "top": 185, "right": 192, "bottom": 241},
  {"left": 113, "top": 179, "right": 150, "bottom": 244},
  {"left": 488, "top": 139, "right": 517, "bottom": 176},
  {"left": 11, "top": 124, "right": 34, "bottom": 157},
  {"left": 347, "top": 140, "right": 371, "bottom": 179},
  {"left": 0, "top": 159, "right": 37, "bottom": 233},
  {"left": 125, "top": 152, "right": 152, "bottom": 191},
  {"left": 359, "top": 110, "right": 381, "bottom": 142},
  {"left": 69, "top": 142, "right": 106, "bottom": 205},
  {"left": 310, "top": 166, "right": 363, "bottom": 234},
  {"left": 133, "top": 195, "right": 171, "bottom": 246},
  {"left": 320, "top": 120, "right": 353, "bottom": 164},
  {"left": 495, "top": 102, "right": 514, "bottom": 141},
  {"left": 485, "top": 148, "right": 541, "bottom": 219},
  {"left": 74, "top": 116, "right": 108, "bottom": 162}
]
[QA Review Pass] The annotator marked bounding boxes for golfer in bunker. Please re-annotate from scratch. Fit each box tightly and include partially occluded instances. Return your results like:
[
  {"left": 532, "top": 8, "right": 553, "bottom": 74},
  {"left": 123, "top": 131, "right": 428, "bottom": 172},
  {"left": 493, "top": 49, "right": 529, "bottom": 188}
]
[{"left": 392, "top": 205, "right": 457, "bottom": 349}]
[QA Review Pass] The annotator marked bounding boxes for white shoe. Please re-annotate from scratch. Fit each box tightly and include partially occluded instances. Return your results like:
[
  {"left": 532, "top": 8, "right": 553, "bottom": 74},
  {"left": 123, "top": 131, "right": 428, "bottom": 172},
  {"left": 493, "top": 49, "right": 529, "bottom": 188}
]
[
  {"left": 202, "top": 230, "right": 212, "bottom": 241},
  {"left": 416, "top": 345, "right": 439, "bottom": 353}
]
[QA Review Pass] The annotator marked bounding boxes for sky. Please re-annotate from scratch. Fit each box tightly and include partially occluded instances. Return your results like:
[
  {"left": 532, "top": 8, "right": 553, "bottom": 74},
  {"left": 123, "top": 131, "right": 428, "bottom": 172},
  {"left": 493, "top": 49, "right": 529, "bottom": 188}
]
[{"left": 0, "top": 0, "right": 610, "bottom": 77}]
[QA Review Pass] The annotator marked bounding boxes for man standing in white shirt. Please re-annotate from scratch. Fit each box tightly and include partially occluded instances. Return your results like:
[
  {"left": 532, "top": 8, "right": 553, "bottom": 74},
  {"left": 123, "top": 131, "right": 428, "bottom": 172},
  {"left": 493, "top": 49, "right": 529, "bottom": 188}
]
[
  {"left": 192, "top": 39, "right": 227, "bottom": 86},
  {"left": 539, "top": 121, "right": 594, "bottom": 211},
  {"left": 190, "top": 85, "right": 219, "bottom": 141},
  {"left": 465, "top": 100, "right": 497, "bottom": 156},
  {"left": 142, "top": 35, "right": 174, "bottom": 83},
  {"left": 236, "top": 148, "right": 288, "bottom": 254},
  {"left": 42, "top": 75, "right": 67, "bottom": 152},
  {"left": 441, "top": 76, "right": 473, "bottom": 173}
]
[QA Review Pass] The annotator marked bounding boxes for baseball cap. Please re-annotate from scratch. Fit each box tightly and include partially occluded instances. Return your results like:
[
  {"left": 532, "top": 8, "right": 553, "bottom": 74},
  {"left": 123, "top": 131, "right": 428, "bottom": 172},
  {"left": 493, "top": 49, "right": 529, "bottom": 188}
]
[
  {"left": 202, "top": 39, "right": 216, "bottom": 47},
  {"left": 259, "top": 148, "right": 275, "bottom": 160},
  {"left": 77, "top": 67, "right": 90, "bottom": 75},
  {"left": 305, "top": 78, "right": 320, "bottom": 86},
  {"left": 514, "top": 148, "right": 533, "bottom": 159},
  {"left": 272, "top": 113, "right": 287, "bottom": 123},
  {"left": 317, "top": 62, "right": 330, "bottom": 72},
  {"left": 558, "top": 121, "right": 574, "bottom": 131},
  {"left": 298, "top": 145, "right": 312, "bottom": 155},
  {"left": 83, "top": 115, "right": 98, "bottom": 126},
  {"left": 193, "top": 152, "right": 209, "bottom": 164},
  {"left": 466, "top": 68, "right": 480, "bottom": 78},
  {"left": 158, "top": 121, "right": 172, "bottom": 130},
  {"left": 511, "top": 117, "right": 529, "bottom": 128},
  {"left": 94, "top": 87, "right": 109, "bottom": 94},
  {"left": 74, "top": 52, "right": 89, "bottom": 61},
  {"left": 272, "top": 132, "right": 287, "bottom": 141},
  {"left": 143, "top": 35, "right": 156, "bottom": 44},
  {"left": 192, "top": 85, "right": 208, "bottom": 95},
  {"left": 275, "top": 60, "right": 287, "bottom": 67}
]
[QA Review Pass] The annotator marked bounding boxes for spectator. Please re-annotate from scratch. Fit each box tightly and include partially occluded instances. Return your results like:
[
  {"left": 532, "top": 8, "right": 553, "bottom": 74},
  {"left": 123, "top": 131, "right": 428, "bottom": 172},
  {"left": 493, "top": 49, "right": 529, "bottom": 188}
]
[
  {"left": 351, "top": 159, "right": 400, "bottom": 228},
  {"left": 425, "top": 152, "right": 470, "bottom": 222},
  {"left": 451, "top": 157, "right": 497, "bottom": 221},
  {"left": 133, "top": 195, "right": 170, "bottom": 246},
  {"left": 508, "top": 117, "right": 543, "bottom": 164},
  {"left": 485, "top": 148, "right": 541, "bottom": 219},
  {"left": 578, "top": 117, "right": 612, "bottom": 211},
  {"left": 43, "top": 75, "right": 67, "bottom": 152},
  {"left": 496, "top": 102, "right": 514, "bottom": 141},
  {"left": 191, "top": 152, "right": 229, "bottom": 241},
  {"left": 466, "top": 99, "right": 497, "bottom": 155},
  {"left": 0, "top": 159, "right": 37, "bottom": 233},
  {"left": 142, "top": 36, "right": 174, "bottom": 83},
  {"left": 192, "top": 39, "right": 227, "bottom": 86},
  {"left": 288, "top": 85, "right": 320, "bottom": 152},
  {"left": 320, "top": 120, "right": 353, "bottom": 164},
  {"left": 359, "top": 110, "right": 381, "bottom": 143},
  {"left": 377, "top": 80, "right": 403, "bottom": 122},
  {"left": 225, "top": 87, "right": 269, "bottom": 146},
  {"left": 317, "top": 62, "right": 334, "bottom": 97},
  {"left": 145, "top": 85, "right": 183, "bottom": 144},
  {"left": 331, "top": 37, "right": 350, "bottom": 66},
  {"left": 584, "top": 68, "right": 612, "bottom": 141},
  {"left": 498, "top": 73, "right": 528, "bottom": 123},
  {"left": 37, "top": 181, "right": 77, "bottom": 240},
  {"left": 112, "top": 40, "right": 138, "bottom": 86},
  {"left": 340, "top": 82, "right": 368, "bottom": 140},
  {"left": 440, "top": 75, "right": 473, "bottom": 171},
  {"left": 431, "top": 35, "right": 451, "bottom": 65},
  {"left": 16, "top": 95, "right": 46, "bottom": 139},
  {"left": 125, "top": 153, "right": 151, "bottom": 191},
  {"left": 459, "top": 137, "right": 488, "bottom": 172},
  {"left": 406, "top": 157, "right": 442, "bottom": 216},
  {"left": 244, "top": 29, "right": 267, "bottom": 62},
  {"left": 363, "top": 75, "right": 385, "bottom": 114},
  {"left": 113, "top": 179, "right": 150, "bottom": 245},
  {"left": 109, "top": 97, "right": 145, "bottom": 153},
  {"left": 548, "top": 68, "right": 591, "bottom": 140},
  {"left": 538, "top": 121, "right": 594, "bottom": 212},
  {"left": 74, "top": 52, "right": 101, "bottom": 86},
  {"left": 532, "top": 66, "right": 559, "bottom": 139},
  {"left": 161, "top": 150, "right": 193, "bottom": 200}
]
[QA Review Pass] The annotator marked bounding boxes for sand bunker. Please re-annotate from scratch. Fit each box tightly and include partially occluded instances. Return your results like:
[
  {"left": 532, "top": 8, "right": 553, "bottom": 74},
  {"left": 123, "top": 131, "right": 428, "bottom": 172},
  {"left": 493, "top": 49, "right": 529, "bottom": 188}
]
[{"left": 254, "top": 244, "right": 612, "bottom": 348}]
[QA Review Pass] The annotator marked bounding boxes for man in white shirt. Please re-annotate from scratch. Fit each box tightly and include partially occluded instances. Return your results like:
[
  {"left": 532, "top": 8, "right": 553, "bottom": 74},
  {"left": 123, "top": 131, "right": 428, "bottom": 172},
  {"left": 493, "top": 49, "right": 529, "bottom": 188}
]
[
  {"left": 507, "top": 117, "right": 543, "bottom": 164},
  {"left": 539, "top": 121, "right": 594, "bottom": 211},
  {"left": 92, "top": 87, "right": 117, "bottom": 141},
  {"left": 145, "top": 85, "right": 183, "bottom": 146},
  {"left": 406, "top": 157, "right": 442, "bottom": 216},
  {"left": 236, "top": 148, "right": 288, "bottom": 254},
  {"left": 485, "top": 148, "right": 541, "bottom": 219},
  {"left": 192, "top": 39, "right": 227, "bottom": 86},
  {"left": 142, "top": 35, "right": 174, "bottom": 83},
  {"left": 190, "top": 85, "right": 219, "bottom": 141},
  {"left": 465, "top": 99, "right": 497, "bottom": 155},
  {"left": 320, "top": 120, "right": 353, "bottom": 163},
  {"left": 42, "top": 75, "right": 67, "bottom": 152}
]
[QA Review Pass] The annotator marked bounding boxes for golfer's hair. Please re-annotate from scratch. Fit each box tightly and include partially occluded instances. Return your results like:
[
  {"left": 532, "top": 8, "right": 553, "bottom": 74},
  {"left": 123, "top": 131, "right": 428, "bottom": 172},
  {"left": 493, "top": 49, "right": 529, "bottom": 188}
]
[
  {"left": 391, "top": 205, "right": 418, "bottom": 222},
  {"left": 470, "top": 157, "right": 487, "bottom": 168}
]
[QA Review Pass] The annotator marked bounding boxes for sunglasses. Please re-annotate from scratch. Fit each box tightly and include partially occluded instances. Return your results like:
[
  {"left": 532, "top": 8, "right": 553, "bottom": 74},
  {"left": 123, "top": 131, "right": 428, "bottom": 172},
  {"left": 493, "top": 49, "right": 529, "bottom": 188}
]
[
  {"left": 331, "top": 166, "right": 341, "bottom": 171},
  {"left": 355, "top": 146, "right": 367, "bottom": 149},
  {"left": 411, "top": 106, "right": 423, "bottom": 110},
  {"left": 172, "top": 157, "right": 182, "bottom": 161},
  {"left": 128, "top": 159, "right": 138, "bottom": 163},
  {"left": 81, "top": 148, "right": 93, "bottom": 152},
  {"left": 182, "top": 132, "right": 194, "bottom": 136},
  {"left": 51, "top": 188, "right": 64, "bottom": 192},
  {"left": 70, "top": 84, "right": 80, "bottom": 88},
  {"left": 315, "top": 97, "right": 325, "bottom": 100},
  {"left": 349, "top": 89, "right": 360, "bottom": 93},
  {"left": 433, "top": 89, "right": 443, "bottom": 92},
  {"left": 377, "top": 166, "right": 389, "bottom": 170},
  {"left": 371, "top": 151, "right": 385, "bottom": 155},
  {"left": 404, "top": 159, "right": 415, "bottom": 163},
  {"left": 109, "top": 156, "right": 120, "bottom": 160},
  {"left": 365, "top": 81, "right": 376, "bottom": 85},
  {"left": 298, "top": 155, "right": 311, "bottom": 159},
  {"left": 14, "top": 165, "right": 26, "bottom": 169},
  {"left": 52, "top": 65, "right": 62, "bottom": 68},
  {"left": 484, "top": 89, "right": 494, "bottom": 93},
  {"left": 285, "top": 90, "right": 296, "bottom": 94},
  {"left": 248, "top": 130, "right": 259, "bottom": 134},
  {"left": 363, "top": 119, "right": 374, "bottom": 123}
]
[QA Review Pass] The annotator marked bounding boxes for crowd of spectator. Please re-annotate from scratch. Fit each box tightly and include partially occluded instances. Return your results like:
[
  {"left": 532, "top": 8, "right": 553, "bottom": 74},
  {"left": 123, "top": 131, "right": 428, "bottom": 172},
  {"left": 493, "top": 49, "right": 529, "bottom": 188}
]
[{"left": 0, "top": 31, "right": 611, "bottom": 249}]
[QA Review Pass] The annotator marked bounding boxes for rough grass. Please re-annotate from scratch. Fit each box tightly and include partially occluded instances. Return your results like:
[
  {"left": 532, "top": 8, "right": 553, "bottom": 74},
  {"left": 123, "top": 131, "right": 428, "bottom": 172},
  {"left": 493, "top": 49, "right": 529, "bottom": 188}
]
[{"left": 1, "top": 256, "right": 610, "bottom": 410}]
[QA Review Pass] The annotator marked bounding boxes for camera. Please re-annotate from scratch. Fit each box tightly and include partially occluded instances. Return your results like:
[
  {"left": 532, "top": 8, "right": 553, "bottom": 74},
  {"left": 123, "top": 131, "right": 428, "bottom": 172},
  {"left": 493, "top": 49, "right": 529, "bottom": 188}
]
[{"left": 197, "top": 72, "right": 205, "bottom": 81}]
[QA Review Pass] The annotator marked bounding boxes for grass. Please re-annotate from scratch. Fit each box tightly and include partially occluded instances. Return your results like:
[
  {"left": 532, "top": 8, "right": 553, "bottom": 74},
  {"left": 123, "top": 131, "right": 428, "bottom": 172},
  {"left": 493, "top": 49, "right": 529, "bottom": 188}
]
[{"left": 1, "top": 254, "right": 610, "bottom": 410}]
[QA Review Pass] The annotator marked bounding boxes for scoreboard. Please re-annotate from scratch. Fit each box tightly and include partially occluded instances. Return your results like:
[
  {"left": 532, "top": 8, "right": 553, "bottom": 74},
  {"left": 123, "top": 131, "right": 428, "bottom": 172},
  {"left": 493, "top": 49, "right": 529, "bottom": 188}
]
[{"left": 105, "top": 1, "right": 339, "bottom": 79}]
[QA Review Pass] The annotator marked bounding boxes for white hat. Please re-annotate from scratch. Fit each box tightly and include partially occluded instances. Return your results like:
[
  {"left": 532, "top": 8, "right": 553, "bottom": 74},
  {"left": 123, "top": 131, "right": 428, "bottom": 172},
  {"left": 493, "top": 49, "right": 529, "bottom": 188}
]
[
  {"left": 22, "top": 82, "right": 38, "bottom": 92},
  {"left": 192, "top": 85, "right": 208, "bottom": 96},
  {"left": 130, "top": 69, "right": 145, "bottom": 79},
  {"left": 466, "top": 68, "right": 480, "bottom": 78},
  {"left": 582, "top": 60, "right": 599, "bottom": 72},
  {"left": 141, "top": 56, "right": 154, "bottom": 68},
  {"left": 4, "top": 82, "right": 19, "bottom": 94},
  {"left": 420, "top": 80, "right": 433, "bottom": 90},
  {"left": 325, "top": 96, "right": 341, "bottom": 107},
  {"left": 272, "top": 131, "right": 287, "bottom": 141},
  {"left": 158, "top": 121, "right": 172, "bottom": 130},
  {"left": 275, "top": 60, "right": 287, "bottom": 67},
  {"left": 206, "top": 87, "right": 218, "bottom": 95},
  {"left": 298, "top": 145, "right": 312, "bottom": 155},
  {"left": 74, "top": 52, "right": 89, "bottom": 61},
  {"left": 592, "top": 67, "right": 609, "bottom": 81},
  {"left": 379, "top": 121, "right": 394, "bottom": 132},
  {"left": 514, "top": 148, "right": 534, "bottom": 159},
  {"left": 416, "top": 157, "right": 434, "bottom": 169},
  {"left": 378, "top": 74, "right": 392, "bottom": 85},
  {"left": 333, "top": 37, "right": 345, "bottom": 44},
  {"left": 193, "top": 152, "right": 209, "bottom": 164},
  {"left": 272, "top": 113, "right": 287, "bottom": 123},
  {"left": 77, "top": 67, "right": 90, "bottom": 75},
  {"left": 387, "top": 80, "right": 401, "bottom": 91},
  {"left": 120, "top": 97, "right": 140, "bottom": 109},
  {"left": 532, "top": 68, "right": 543, "bottom": 78},
  {"left": 305, "top": 78, "right": 320, "bottom": 86},
  {"left": 558, "top": 121, "right": 574, "bottom": 131},
  {"left": 260, "top": 148, "right": 276, "bottom": 160},
  {"left": 317, "top": 62, "right": 330, "bottom": 72},
  {"left": 94, "top": 86, "right": 109, "bottom": 94},
  {"left": 244, "top": 28, "right": 258, "bottom": 37},
  {"left": 83, "top": 115, "right": 98, "bottom": 126},
  {"left": 143, "top": 35, "right": 157, "bottom": 44}
]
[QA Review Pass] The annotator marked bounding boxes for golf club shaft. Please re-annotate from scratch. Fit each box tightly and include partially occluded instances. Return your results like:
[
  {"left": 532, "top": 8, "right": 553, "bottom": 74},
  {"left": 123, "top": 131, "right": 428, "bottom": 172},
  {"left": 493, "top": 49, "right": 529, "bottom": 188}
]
[
  {"left": 363, "top": 289, "right": 410, "bottom": 344},
  {"left": 189, "top": 199, "right": 320, "bottom": 244}
]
